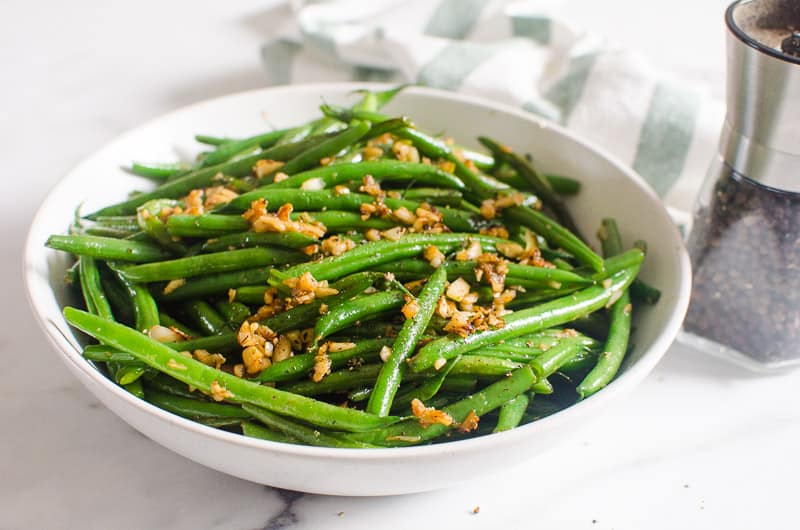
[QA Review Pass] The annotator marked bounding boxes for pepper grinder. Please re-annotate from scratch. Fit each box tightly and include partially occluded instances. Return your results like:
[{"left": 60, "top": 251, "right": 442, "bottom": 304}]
[{"left": 682, "top": 0, "right": 800, "bottom": 371}]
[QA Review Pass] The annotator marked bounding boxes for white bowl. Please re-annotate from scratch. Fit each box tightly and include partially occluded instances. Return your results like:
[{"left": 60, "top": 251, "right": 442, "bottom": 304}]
[{"left": 24, "top": 83, "right": 691, "bottom": 496}]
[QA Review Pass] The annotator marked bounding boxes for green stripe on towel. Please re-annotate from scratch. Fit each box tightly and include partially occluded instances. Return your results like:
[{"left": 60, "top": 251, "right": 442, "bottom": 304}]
[
  {"left": 260, "top": 40, "right": 302, "bottom": 85},
  {"left": 417, "top": 42, "right": 497, "bottom": 90},
  {"left": 633, "top": 82, "right": 699, "bottom": 196},
  {"left": 511, "top": 15, "right": 552, "bottom": 45},
  {"left": 544, "top": 52, "right": 598, "bottom": 124},
  {"left": 425, "top": 0, "right": 490, "bottom": 39}
]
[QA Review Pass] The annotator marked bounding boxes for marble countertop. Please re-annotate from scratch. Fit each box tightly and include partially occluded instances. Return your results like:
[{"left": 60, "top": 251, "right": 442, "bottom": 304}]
[{"left": 3, "top": 0, "right": 798, "bottom": 528}]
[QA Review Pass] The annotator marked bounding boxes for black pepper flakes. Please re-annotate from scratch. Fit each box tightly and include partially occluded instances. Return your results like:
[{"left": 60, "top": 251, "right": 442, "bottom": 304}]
[{"left": 685, "top": 169, "right": 800, "bottom": 365}]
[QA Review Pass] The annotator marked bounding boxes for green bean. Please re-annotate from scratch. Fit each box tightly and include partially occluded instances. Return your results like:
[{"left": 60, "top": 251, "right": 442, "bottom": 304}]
[
  {"left": 279, "top": 363, "right": 479, "bottom": 397},
  {"left": 123, "top": 379, "right": 145, "bottom": 399},
  {"left": 195, "top": 134, "right": 229, "bottom": 146},
  {"left": 64, "top": 308, "right": 400, "bottom": 432},
  {"left": 199, "top": 129, "right": 288, "bottom": 168},
  {"left": 229, "top": 286, "right": 270, "bottom": 305},
  {"left": 409, "top": 267, "right": 638, "bottom": 372},
  {"left": 320, "top": 105, "right": 499, "bottom": 196},
  {"left": 88, "top": 134, "right": 343, "bottom": 218},
  {"left": 136, "top": 199, "right": 187, "bottom": 254},
  {"left": 156, "top": 267, "right": 272, "bottom": 301},
  {"left": 275, "top": 233, "right": 507, "bottom": 283},
  {"left": 111, "top": 268, "right": 159, "bottom": 384},
  {"left": 400, "top": 188, "right": 463, "bottom": 206},
  {"left": 145, "top": 389, "right": 251, "bottom": 420},
  {"left": 242, "top": 421, "right": 299, "bottom": 444},
  {"left": 347, "top": 365, "right": 538, "bottom": 446},
  {"left": 372, "top": 258, "right": 590, "bottom": 287},
  {"left": 479, "top": 137, "right": 583, "bottom": 239},
  {"left": 214, "top": 300, "right": 251, "bottom": 329},
  {"left": 367, "top": 266, "right": 447, "bottom": 416},
  {"left": 242, "top": 404, "right": 378, "bottom": 448},
  {"left": 83, "top": 225, "right": 140, "bottom": 239},
  {"left": 267, "top": 272, "right": 380, "bottom": 332},
  {"left": 279, "top": 121, "right": 370, "bottom": 176},
  {"left": 257, "top": 338, "right": 392, "bottom": 383},
  {"left": 119, "top": 247, "right": 299, "bottom": 283},
  {"left": 99, "top": 272, "right": 134, "bottom": 324},
  {"left": 630, "top": 279, "right": 661, "bottom": 305},
  {"left": 294, "top": 211, "right": 394, "bottom": 231},
  {"left": 218, "top": 189, "right": 478, "bottom": 232},
  {"left": 266, "top": 160, "right": 465, "bottom": 191},
  {"left": 390, "top": 373, "right": 477, "bottom": 413},
  {"left": 493, "top": 394, "right": 529, "bottom": 432},
  {"left": 312, "top": 290, "right": 406, "bottom": 349},
  {"left": 182, "top": 300, "right": 228, "bottom": 335},
  {"left": 529, "top": 338, "right": 587, "bottom": 378},
  {"left": 79, "top": 257, "right": 114, "bottom": 320},
  {"left": 448, "top": 355, "right": 525, "bottom": 377},
  {"left": 545, "top": 174, "right": 581, "bottom": 195},
  {"left": 165, "top": 333, "right": 238, "bottom": 353},
  {"left": 166, "top": 214, "right": 249, "bottom": 237},
  {"left": 387, "top": 355, "right": 460, "bottom": 408},
  {"left": 86, "top": 153, "right": 264, "bottom": 218},
  {"left": 47, "top": 234, "right": 173, "bottom": 263},
  {"left": 159, "top": 312, "right": 201, "bottom": 338},
  {"left": 82, "top": 345, "right": 136, "bottom": 363},
  {"left": 504, "top": 206, "right": 603, "bottom": 272},
  {"left": 167, "top": 273, "right": 379, "bottom": 354},
  {"left": 130, "top": 162, "right": 191, "bottom": 180},
  {"left": 577, "top": 219, "right": 634, "bottom": 399},
  {"left": 146, "top": 373, "right": 203, "bottom": 398},
  {"left": 200, "top": 232, "right": 315, "bottom": 253}
]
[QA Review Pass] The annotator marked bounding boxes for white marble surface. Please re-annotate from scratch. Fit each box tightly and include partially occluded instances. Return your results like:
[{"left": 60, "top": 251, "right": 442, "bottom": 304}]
[{"left": 4, "top": 0, "right": 799, "bottom": 528}]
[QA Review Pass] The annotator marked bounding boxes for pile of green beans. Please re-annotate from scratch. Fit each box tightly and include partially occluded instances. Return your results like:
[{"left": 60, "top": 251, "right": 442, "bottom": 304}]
[{"left": 51, "top": 86, "right": 659, "bottom": 448}]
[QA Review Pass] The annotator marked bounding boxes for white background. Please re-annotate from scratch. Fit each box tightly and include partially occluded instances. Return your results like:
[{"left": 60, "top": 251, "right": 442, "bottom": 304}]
[{"left": 4, "top": 1, "right": 799, "bottom": 529}]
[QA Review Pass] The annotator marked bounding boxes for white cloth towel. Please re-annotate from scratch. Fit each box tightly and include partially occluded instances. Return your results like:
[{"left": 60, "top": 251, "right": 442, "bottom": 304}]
[{"left": 261, "top": 0, "right": 725, "bottom": 215}]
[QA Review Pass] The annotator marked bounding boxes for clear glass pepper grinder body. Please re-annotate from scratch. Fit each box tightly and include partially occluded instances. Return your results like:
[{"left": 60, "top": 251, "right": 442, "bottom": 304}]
[{"left": 682, "top": 0, "right": 800, "bottom": 370}]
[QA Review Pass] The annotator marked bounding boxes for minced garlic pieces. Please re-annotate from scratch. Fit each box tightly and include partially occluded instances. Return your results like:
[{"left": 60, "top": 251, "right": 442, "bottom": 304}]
[
  {"left": 424, "top": 245, "right": 446, "bottom": 268},
  {"left": 193, "top": 349, "right": 226, "bottom": 370},
  {"left": 162, "top": 278, "right": 186, "bottom": 295},
  {"left": 412, "top": 204, "right": 446, "bottom": 233},
  {"left": 393, "top": 206, "right": 417, "bottom": 225},
  {"left": 166, "top": 358, "right": 187, "bottom": 371},
  {"left": 273, "top": 335, "right": 293, "bottom": 363},
  {"left": 359, "top": 175, "right": 383, "bottom": 197},
  {"left": 456, "top": 240, "right": 482, "bottom": 261},
  {"left": 362, "top": 146, "right": 384, "bottom": 161},
  {"left": 242, "top": 344, "right": 271, "bottom": 374},
  {"left": 312, "top": 343, "right": 332, "bottom": 383},
  {"left": 458, "top": 410, "right": 480, "bottom": 433},
  {"left": 209, "top": 380, "right": 234, "bottom": 402},
  {"left": 380, "top": 226, "right": 406, "bottom": 241},
  {"left": 204, "top": 186, "right": 239, "bottom": 209},
  {"left": 253, "top": 159, "right": 284, "bottom": 179},
  {"left": 496, "top": 242, "right": 524, "bottom": 259},
  {"left": 242, "top": 198, "right": 327, "bottom": 239},
  {"left": 182, "top": 186, "right": 239, "bottom": 215},
  {"left": 411, "top": 398, "right": 453, "bottom": 427},
  {"left": 147, "top": 325, "right": 186, "bottom": 343},
  {"left": 237, "top": 321, "right": 276, "bottom": 375},
  {"left": 283, "top": 271, "right": 338, "bottom": 305},
  {"left": 402, "top": 295, "right": 419, "bottom": 320},
  {"left": 479, "top": 192, "right": 526, "bottom": 220},
  {"left": 446, "top": 278, "right": 471, "bottom": 302},
  {"left": 392, "top": 140, "right": 420, "bottom": 163},
  {"left": 321, "top": 235, "right": 356, "bottom": 257}
]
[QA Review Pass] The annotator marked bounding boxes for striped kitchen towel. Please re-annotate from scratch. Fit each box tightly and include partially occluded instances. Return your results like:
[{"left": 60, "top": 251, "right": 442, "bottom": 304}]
[{"left": 260, "top": 0, "right": 725, "bottom": 214}]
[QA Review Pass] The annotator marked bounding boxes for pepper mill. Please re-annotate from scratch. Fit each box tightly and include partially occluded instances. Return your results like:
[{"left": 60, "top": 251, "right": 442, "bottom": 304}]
[{"left": 682, "top": 0, "right": 800, "bottom": 370}]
